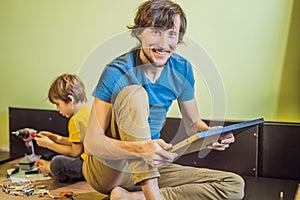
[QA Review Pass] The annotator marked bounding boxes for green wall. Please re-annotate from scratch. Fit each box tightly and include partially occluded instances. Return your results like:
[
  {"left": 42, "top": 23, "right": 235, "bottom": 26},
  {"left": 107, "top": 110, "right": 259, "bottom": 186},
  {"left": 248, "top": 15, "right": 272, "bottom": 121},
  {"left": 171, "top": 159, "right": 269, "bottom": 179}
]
[
  {"left": 0, "top": 0, "right": 298, "bottom": 150},
  {"left": 277, "top": 0, "right": 300, "bottom": 122}
]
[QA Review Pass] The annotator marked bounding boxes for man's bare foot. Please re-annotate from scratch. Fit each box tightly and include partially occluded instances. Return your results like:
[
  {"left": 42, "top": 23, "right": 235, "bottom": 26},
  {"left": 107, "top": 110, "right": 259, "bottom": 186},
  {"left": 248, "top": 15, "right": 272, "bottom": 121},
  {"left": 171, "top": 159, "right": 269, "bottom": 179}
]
[
  {"left": 35, "top": 159, "right": 51, "bottom": 174},
  {"left": 110, "top": 186, "right": 145, "bottom": 200}
]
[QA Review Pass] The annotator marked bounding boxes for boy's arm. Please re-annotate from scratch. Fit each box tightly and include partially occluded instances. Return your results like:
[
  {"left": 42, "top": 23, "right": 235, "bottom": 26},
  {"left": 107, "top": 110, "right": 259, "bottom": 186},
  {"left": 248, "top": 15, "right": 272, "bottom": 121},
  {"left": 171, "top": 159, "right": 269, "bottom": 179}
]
[
  {"left": 35, "top": 135, "right": 83, "bottom": 157},
  {"left": 47, "top": 142, "right": 83, "bottom": 157},
  {"left": 38, "top": 131, "right": 71, "bottom": 146}
]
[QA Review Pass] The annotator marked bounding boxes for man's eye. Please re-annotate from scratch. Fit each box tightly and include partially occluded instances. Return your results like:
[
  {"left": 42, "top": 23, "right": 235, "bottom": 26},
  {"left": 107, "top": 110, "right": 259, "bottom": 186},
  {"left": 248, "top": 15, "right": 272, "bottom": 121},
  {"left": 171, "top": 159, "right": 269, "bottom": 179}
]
[
  {"left": 169, "top": 31, "right": 178, "bottom": 38},
  {"left": 152, "top": 29, "right": 160, "bottom": 36}
]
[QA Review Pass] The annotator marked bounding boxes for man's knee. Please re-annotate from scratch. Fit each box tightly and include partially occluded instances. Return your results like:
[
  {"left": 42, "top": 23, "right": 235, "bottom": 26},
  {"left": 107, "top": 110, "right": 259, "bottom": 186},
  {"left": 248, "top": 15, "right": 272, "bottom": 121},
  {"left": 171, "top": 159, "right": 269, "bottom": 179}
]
[
  {"left": 227, "top": 173, "right": 245, "bottom": 200},
  {"left": 117, "top": 85, "right": 148, "bottom": 110},
  {"left": 113, "top": 85, "right": 150, "bottom": 141}
]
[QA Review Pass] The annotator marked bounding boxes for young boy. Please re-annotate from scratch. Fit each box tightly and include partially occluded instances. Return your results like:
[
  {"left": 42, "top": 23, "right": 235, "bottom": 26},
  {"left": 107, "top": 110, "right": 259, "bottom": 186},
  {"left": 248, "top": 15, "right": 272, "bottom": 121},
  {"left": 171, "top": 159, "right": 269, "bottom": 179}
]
[{"left": 35, "top": 73, "right": 90, "bottom": 182}]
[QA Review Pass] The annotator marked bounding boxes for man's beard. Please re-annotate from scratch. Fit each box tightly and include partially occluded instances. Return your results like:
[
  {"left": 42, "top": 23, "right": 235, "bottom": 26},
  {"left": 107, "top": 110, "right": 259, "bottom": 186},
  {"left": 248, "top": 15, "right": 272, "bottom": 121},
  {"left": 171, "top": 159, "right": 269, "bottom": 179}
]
[{"left": 141, "top": 48, "right": 167, "bottom": 68}]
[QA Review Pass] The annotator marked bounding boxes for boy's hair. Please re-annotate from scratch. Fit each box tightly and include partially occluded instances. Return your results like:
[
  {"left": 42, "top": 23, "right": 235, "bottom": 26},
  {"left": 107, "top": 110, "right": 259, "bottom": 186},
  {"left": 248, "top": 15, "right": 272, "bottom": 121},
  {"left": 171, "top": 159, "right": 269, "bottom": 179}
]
[
  {"left": 127, "top": 0, "right": 187, "bottom": 44},
  {"left": 48, "top": 74, "right": 87, "bottom": 104}
]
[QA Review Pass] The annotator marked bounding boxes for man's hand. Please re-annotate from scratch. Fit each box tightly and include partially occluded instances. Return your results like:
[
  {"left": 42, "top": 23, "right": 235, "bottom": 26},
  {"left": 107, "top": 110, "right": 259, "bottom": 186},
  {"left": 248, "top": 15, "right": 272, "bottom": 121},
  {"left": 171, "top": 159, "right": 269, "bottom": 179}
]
[
  {"left": 207, "top": 132, "right": 235, "bottom": 151},
  {"left": 140, "top": 139, "right": 177, "bottom": 168}
]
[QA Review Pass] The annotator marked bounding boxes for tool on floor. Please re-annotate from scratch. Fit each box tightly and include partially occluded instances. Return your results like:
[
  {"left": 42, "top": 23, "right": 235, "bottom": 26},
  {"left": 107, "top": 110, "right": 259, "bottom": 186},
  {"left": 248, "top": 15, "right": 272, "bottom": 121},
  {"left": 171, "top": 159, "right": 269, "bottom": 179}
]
[
  {"left": 12, "top": 128, "right": 39, "bottom": 170},
  {"left": 60, "top": 190, "right": 76, "bottom": 200},
  {"left": 1, "top": 181, "right": 57, "bottom": 198}
]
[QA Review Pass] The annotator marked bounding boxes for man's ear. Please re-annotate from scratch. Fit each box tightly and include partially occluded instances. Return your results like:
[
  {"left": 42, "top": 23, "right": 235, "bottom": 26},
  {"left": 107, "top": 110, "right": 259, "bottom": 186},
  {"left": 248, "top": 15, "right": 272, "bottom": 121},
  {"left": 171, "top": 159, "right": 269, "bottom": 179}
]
[
  {"left": 135, "top": 32, "right": 141, "bottom": 41},
  {"left": 134, "top": 28, "right": 143, "bottom": 41},
  {"left": 67, "top": 95, "right": 74, "bottom": 103}
]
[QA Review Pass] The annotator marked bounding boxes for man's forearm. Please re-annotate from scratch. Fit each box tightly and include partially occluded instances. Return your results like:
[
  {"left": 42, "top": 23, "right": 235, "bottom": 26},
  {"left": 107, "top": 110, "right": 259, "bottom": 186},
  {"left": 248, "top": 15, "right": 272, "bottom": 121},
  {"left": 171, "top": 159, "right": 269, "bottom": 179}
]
[
  {"left": 84, "top": 98, "right": 146, "bottom": 160},
  {"left": 84, "top": 132, "right": 144, "bottom": 160}
]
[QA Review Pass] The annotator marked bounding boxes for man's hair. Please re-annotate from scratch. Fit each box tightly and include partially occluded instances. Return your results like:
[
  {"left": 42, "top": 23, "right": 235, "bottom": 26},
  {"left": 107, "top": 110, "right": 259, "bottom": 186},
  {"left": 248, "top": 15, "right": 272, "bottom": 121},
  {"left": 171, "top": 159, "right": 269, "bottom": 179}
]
[
  {"left": 48, "top": 74, "right": 87, "bottom": 104},
  {"left": 128, "top": 0, "right": 187, "bottom": 43}
]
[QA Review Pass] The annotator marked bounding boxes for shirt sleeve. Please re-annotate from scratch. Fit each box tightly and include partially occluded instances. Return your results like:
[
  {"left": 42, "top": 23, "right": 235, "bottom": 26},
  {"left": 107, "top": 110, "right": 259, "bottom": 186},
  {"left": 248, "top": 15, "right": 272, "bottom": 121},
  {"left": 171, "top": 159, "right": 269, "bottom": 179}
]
[
  {"left": 93, "top": 65, "right": 118, "bottom": 103},
  {"left": 177, "top": 61, "right": 195, "bottom": 102},
  {"left": 93, "top": 64, "right": 133, "bottom": 104},
  {"left": 68, "top": 117, "right": 81, "bottom": 143}
]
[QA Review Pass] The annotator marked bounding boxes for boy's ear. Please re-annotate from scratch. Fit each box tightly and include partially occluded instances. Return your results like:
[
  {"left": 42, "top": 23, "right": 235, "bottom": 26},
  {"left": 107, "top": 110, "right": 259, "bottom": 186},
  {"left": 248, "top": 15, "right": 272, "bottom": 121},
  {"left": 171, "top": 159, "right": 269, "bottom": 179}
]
[{"left": 67, "top": 95, "right": 74, "bottom": 103}]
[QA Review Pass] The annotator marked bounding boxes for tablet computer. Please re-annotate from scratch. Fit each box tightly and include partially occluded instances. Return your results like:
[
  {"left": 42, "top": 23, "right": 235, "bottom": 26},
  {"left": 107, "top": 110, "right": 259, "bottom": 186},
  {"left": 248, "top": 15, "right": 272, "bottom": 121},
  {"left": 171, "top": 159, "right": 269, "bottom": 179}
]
[{"left": 170, "top": 118, "right": 264, "bottom": 154}]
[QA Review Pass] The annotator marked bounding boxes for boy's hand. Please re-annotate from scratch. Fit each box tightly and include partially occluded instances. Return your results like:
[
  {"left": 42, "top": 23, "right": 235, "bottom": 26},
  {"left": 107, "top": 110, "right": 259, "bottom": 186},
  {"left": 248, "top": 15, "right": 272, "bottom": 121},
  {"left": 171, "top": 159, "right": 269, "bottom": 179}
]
[
  {"left": 38, "top": 131, "right": 59, "bottom": 142},
  {"left": 34, "top": 134, "right": 54, "bottom": 148},
  {"left": 34, "top": 159, "right": 51, "bottom": 174}
]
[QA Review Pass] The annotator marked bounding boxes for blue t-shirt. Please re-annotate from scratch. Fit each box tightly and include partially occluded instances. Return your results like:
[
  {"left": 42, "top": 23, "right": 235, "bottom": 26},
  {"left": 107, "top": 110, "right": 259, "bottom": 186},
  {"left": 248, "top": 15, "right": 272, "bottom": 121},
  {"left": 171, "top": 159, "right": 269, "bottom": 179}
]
[{"left": 93, "top": 47, "right": 195, "bottom": 139}]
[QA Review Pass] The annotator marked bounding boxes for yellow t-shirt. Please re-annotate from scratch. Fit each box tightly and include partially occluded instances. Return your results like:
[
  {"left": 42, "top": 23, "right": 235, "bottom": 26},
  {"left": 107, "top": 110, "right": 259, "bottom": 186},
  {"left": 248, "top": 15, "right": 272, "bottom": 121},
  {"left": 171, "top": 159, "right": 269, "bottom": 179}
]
[{"left": 68, "top": 105, "right": 90, "bottom": 160}]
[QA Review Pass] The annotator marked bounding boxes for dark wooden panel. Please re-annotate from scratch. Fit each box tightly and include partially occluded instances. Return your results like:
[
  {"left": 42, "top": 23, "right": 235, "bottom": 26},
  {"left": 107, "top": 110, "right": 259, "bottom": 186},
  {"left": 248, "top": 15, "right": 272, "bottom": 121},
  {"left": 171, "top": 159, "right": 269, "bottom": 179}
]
[
  {"left": 7, "top": 109, "right": 300, "bottom": 181},
  {"left": 9, "top": 107, "right": 69, "bottom": 160},
  {"left": 259, "top": 122, "right": 300, "bottom": 180},
  {"left": 243, "top": 176, "right": 298, "bottom": 200},
  {"left": 161, "top": 118, "right": 260, "bottom": 176}
]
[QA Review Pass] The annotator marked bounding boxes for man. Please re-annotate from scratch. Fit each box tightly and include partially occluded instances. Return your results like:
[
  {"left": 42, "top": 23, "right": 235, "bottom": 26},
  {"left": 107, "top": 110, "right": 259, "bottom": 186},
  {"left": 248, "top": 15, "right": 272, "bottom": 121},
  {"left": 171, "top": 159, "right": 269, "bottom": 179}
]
[{"left": 83, "top": 0, "right": 245, "bottom": 199}]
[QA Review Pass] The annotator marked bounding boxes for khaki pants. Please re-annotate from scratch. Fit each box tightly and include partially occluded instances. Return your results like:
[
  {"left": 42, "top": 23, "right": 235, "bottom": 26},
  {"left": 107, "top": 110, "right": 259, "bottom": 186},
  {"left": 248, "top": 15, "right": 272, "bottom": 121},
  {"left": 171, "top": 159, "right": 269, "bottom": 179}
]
[{"left": 83, "top": 85, "right": 244, "bottom": 200}]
